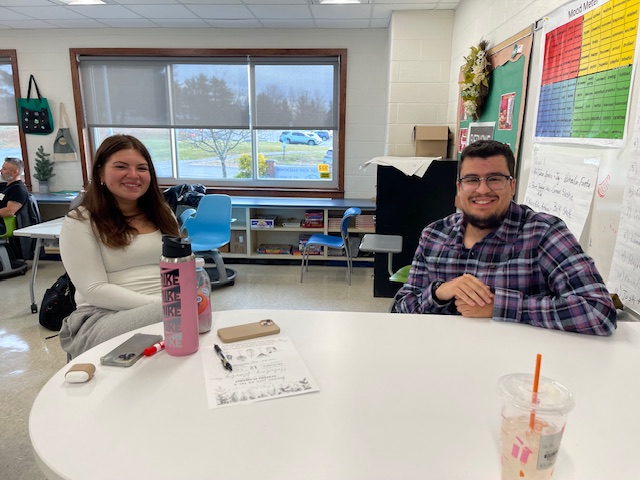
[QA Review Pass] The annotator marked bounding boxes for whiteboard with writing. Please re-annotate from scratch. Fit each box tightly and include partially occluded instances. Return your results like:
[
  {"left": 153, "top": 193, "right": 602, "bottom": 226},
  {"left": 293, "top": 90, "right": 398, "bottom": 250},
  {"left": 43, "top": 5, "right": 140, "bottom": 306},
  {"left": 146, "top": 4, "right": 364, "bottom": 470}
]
[
  {"left": 523, "top": 145, "right": 600, "bottom": 239},
  {"left": 608, "top": 158, "right": 640, "bottom": 312}
]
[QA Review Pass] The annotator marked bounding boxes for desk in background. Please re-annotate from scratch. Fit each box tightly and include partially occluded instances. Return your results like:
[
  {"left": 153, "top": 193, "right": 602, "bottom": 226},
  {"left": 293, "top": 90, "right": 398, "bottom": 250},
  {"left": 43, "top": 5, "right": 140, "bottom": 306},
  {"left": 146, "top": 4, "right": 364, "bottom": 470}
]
[
  {"left": 30, "top": 310, "right": 640, "bottom": 479},
  {"left": 33, "top": 192, "right": 78, "bottom": 221}
]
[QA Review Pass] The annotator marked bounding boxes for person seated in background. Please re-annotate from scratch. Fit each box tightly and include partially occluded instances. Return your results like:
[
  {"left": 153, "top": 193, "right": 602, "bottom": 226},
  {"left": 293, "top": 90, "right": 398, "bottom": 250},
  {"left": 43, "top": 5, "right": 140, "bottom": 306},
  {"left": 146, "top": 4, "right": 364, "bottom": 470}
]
[
  {"left": 59, "top": 135, "right": 180, "bottom": 358},
  {"left": 0, "top": 157, "right": 28, "bottom": 269},
  {"left": 392, "top": 140, "right": 616, "bottom": 336},
  {"left": 0, "top": 157, "right": 28, "bottom": 234}
]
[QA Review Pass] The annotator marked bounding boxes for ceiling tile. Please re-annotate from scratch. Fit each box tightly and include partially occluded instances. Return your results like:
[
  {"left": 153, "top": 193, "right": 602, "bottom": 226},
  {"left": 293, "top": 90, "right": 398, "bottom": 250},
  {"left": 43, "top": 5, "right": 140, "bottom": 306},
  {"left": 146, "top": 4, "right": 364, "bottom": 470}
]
[
  {"left": 0, "top": 7, "right": 35, "bottom": 20},
  {"left": 314, "top": 18, "right": 372, "bottom": 28},
  {"left": 44, "top": 18, "right": 112, "bottom": 27},
  {"left": 126, "top": 4, "right": 198, "bottom": 17},
  {"left": 259, "top": 18, "right": 316, "bottom": 27},
  {"left": 151, "top": 18, "right": 210, "bottom": 26},
  {"left": 0, "top": 0, "right": 463, "bottom": 29},
  {"left": 96, "top": 18, "right": 158, "bottom": 26},
  {"left": 112, "top": 0, "right": 178, "bottom": 4},
  {"left": 310, "top": 4, "right": 372, "bottom": 19},
  {"left": 204, "top": 18, "right": 262, "bottom": 27},
  {"left": 187, "top": 4, "right": 254, "bottom": 19},
  {"left": 377, "top": 0, "right": 438, "bottom": 3},
  {"left": 6, "top": 6, "right": 88, "bottom": 20},
  {"left": 0, "top": 0, "right": 52, "bottom": 5},
  {"left": 369, "top": 17, "right": 389, "bottom": 27},
  {"left": 64, "top": 5, "right": 143, "bottom": 19},
  {"left": 180, "top": 0, "right": 243, "bottom": 4},
  {"left": 248, "top": 5, "right": 311, "bottom": 19},
  {"left": 0, "top": 19, "right": 60, "bottom": 28},
  {"left": 244, "top": 0, "right": 306, "bottom": 4}
]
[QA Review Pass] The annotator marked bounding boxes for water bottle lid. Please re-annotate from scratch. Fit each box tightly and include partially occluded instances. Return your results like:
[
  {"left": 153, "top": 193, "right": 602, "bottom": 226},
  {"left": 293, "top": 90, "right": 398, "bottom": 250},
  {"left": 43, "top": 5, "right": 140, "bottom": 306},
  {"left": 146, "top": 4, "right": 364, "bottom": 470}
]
[
  {"left": 195, "top": 257, "right": 205, "bottom": 268},
  {"left": 162, "top": 236, "right": 192, "bottom": 257}
]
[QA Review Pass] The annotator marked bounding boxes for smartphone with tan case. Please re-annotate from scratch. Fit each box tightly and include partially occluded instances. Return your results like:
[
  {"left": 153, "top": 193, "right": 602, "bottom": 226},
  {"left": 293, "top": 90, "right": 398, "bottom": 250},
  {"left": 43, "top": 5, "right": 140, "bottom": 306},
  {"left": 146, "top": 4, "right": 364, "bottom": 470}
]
[{"left": 217, "top": 319, "right": 280, "bottom": 343}]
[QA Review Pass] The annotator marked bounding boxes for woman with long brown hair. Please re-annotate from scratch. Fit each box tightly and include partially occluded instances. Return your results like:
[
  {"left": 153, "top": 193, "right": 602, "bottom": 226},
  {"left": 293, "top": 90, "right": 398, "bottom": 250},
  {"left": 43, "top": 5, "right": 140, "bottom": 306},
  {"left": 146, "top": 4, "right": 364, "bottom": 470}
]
[{"left": 59, "top": 135, "right": 180, "bottom": 358}]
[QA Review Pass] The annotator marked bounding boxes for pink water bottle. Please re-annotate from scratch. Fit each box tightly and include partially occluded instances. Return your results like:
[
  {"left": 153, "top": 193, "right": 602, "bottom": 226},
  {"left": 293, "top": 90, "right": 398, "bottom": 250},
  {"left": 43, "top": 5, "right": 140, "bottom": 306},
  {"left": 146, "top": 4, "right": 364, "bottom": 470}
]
[{"left": 160, "top": 236, "right": 199, "bottom": 356}]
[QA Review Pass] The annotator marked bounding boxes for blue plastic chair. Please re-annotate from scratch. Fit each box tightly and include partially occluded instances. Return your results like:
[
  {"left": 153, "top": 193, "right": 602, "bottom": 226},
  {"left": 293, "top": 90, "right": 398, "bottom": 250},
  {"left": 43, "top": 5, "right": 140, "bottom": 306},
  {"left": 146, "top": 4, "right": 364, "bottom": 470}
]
[
  {"left": 300, "top": 207, "right": 361, "bottom": 285},
  {"left": 180, "top": 194, "right": 237, "bottom": 287}
]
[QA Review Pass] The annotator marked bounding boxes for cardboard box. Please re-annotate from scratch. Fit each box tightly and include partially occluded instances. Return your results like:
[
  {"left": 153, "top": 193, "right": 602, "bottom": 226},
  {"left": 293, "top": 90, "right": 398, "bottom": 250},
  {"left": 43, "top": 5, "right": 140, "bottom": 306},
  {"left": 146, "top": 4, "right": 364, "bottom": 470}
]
[
  {"left": 218, "top": 243, "right": 230, "bottom": 253},
  {"left": 230, "top": 231, "right": 247, "bottom": 254},
  {"left": 413, "top": 126, "right": 450, "bottom": 157},
  {"left": 250, "top": 215, "right": 278, "bottom": 229}
]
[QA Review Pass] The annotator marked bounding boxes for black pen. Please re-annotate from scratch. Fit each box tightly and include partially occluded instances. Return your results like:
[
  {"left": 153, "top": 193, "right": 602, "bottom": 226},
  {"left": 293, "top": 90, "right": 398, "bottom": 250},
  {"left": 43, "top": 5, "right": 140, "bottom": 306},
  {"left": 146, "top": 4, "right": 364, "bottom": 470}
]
[{"left": 214, "top": 344, "right": 233, "bottom": 371}]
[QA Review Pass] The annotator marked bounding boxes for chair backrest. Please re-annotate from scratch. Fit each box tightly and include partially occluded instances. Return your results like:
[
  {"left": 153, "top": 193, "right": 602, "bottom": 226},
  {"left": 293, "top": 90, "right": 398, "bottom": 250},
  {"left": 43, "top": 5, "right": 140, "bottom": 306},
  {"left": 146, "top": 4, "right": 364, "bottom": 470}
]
[
  {"left": 182, "top": 194, "right": 232, "bottom": 239},
  {"left": 1, "top": 216, "right": 17, "bottom": 240},
  {"left": 178, "top": 208, "right": 197, "bottom": 233},
  {"left": 14, "top": 193, "right": 41, "bottom": 260},
  {"left": 340, "top": 207, "right": 361, "bottom": 256}
]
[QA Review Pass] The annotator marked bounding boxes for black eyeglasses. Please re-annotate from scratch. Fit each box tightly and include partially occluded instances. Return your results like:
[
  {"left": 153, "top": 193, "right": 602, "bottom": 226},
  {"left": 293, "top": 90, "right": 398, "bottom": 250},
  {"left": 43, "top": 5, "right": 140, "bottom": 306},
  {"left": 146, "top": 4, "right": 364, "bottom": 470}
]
[{"left": 457, "top": 174, "right": 513, "bottom": 192}]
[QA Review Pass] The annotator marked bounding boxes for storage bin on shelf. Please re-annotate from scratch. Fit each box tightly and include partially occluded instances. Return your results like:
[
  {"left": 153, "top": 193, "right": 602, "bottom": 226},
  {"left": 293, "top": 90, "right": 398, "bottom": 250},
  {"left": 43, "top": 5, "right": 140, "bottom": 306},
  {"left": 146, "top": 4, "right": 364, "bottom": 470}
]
[{"left": 250, "top": 215, "right": 278, "bottom": 229}]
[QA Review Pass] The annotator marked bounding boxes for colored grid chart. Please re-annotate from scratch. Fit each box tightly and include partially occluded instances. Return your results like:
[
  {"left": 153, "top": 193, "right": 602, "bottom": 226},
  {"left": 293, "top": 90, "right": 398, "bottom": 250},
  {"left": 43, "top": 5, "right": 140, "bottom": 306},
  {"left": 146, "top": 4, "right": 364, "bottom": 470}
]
[{"left": 536, "top": 0, "right": 639, "bottom": 140}]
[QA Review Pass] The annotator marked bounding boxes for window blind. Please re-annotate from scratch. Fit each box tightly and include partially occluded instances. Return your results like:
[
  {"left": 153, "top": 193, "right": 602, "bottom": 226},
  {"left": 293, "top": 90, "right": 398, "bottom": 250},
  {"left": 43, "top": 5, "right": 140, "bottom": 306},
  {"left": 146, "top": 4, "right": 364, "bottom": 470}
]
[
  {"left": 78, "top": 55, "right": 339, "bottom": 130},
  {"left": 0, "top": 60, "right": 17, "bottom": 126}
]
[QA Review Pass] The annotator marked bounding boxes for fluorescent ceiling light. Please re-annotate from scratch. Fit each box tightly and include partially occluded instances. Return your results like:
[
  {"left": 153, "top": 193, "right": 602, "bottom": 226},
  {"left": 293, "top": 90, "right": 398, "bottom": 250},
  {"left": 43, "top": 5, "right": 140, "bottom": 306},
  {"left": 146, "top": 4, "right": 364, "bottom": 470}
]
[{"left": 59, "top": 0, "right": 106, "bottom": 5}]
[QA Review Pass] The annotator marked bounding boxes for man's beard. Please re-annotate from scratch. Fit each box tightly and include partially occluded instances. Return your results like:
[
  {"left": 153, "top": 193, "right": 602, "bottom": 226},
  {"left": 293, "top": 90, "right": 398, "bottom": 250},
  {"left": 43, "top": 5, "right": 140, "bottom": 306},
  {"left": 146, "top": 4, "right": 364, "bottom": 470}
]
[
  {"left": 462, "top": 211, "right": 505, "bottom": 230},
  {"left": 1, "top": 172, "right": 14, "bottom": 182}
]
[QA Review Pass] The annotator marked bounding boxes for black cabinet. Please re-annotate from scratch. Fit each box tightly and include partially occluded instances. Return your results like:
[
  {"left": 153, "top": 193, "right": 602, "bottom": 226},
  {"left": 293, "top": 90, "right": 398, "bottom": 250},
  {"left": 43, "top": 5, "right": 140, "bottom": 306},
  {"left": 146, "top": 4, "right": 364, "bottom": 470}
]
[{"left": 374, "top": 160, "right": 458, "bottom": 297}]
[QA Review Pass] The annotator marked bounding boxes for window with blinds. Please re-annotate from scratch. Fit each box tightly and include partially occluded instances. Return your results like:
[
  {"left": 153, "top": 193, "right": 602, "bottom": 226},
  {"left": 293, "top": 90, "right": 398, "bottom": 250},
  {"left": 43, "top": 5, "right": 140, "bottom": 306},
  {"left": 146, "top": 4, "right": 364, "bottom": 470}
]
[
  {"left": 0, "top": 54, "right": 22, "bottom": 163},
  {"left": 75, "top": 50, "right": 345, "bottom": 193}
]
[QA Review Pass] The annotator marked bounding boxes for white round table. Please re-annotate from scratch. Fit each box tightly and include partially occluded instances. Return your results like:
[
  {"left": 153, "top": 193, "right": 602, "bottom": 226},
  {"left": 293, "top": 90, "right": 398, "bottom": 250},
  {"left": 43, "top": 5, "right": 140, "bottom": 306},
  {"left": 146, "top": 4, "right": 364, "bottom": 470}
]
[{"left": 30, "top": 309, "right": 640, "bottom": 479}]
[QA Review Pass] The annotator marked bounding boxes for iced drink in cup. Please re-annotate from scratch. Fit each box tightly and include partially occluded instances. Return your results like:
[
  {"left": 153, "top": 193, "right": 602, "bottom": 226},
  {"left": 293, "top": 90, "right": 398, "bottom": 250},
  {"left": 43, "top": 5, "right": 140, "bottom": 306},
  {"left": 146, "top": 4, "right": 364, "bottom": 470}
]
[{"left": 497, "top": 373, "right": 574, "bottom": 480}]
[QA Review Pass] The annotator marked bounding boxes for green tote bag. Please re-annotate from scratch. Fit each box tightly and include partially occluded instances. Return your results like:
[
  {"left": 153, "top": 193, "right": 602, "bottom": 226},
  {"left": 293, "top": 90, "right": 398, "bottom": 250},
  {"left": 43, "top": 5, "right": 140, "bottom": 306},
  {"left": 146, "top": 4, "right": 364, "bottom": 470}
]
[{"left": 18, "top": 75, "right": 53, "bottom": 135}]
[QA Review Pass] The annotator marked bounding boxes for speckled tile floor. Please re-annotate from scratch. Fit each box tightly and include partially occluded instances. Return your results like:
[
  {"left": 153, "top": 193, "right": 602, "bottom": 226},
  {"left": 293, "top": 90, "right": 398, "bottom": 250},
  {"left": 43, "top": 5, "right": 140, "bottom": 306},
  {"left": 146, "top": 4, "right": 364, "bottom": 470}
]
[{"left": 1, "top": 259, "right": 392, "bottom": 480}]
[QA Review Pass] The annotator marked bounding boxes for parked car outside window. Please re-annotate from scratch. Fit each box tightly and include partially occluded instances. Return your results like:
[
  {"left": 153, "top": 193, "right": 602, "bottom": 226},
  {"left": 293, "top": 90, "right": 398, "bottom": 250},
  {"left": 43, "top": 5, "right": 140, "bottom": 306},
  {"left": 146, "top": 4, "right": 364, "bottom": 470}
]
[
  {"left": 323, "top": 148, "right": 332, "bottom": 163},
  {"left": 280, "top": 131, "right": 322, "bottom": 145},
  {"left": 278, "top": 131, "right": 290, "bottom": 142},
  {"left": 314, "top": 130, "right": 331, "bottom": 141}
]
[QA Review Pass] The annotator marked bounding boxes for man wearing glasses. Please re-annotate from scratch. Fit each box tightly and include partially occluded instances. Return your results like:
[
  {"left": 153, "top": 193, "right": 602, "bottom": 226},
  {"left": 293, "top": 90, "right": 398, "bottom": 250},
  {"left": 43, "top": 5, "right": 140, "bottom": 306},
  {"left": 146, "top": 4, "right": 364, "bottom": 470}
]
[{"left": 392, "top": 140, "right": 616, "bottom": 336}]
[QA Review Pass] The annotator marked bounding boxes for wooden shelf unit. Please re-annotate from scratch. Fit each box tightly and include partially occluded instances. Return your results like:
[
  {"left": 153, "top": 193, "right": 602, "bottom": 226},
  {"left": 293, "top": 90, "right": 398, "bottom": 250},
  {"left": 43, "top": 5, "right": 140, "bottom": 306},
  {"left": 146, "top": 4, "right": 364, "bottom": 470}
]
[{"left": 228, "top": 197, "right": 376, "bottom": 262}]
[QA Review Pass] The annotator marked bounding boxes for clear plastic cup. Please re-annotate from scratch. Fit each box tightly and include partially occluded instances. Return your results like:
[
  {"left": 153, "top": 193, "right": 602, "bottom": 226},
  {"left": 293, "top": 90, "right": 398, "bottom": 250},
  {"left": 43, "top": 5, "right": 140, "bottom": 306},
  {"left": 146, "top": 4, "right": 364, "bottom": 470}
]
[{"left": 497, "top": 373, "right": 575, "bottom": 480}]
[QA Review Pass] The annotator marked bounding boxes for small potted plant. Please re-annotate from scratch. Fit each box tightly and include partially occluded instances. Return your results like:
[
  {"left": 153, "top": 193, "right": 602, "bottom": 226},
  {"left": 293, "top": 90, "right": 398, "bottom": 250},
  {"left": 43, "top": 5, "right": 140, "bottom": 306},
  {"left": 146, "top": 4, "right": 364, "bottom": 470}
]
[{"left": 33, "top": 145, "right": 55, "bottom": 193}]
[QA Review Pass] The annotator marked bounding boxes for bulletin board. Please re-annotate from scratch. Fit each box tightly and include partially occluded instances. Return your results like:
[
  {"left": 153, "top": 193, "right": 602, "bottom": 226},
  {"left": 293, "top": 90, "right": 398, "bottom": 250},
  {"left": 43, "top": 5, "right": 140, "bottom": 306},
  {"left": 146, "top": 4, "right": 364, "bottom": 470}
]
[
  {"left": 456, "top": 26, "right": 534, "bottom": 161},
  {"left": 517, "top": 0, "right": 640, "bottom": 316},
  {"left": 533, "top": 0, "right": 638, "bottom": 146}
]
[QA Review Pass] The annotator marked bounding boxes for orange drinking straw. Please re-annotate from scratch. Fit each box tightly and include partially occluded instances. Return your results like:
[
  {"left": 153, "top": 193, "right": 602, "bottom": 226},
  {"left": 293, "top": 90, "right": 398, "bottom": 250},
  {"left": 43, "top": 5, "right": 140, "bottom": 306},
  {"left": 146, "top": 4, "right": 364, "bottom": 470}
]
[{"left": 529, "top": 353, "right": 542, "bottom": 430}]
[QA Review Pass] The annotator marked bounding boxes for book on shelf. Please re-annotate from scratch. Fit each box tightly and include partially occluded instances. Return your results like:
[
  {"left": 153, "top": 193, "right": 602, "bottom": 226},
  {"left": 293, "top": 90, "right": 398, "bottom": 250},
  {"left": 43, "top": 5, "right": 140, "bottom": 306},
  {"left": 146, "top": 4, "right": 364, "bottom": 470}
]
[
  {"left": 304, "top": 210, "right": 324, "bottom": 220},
  {"left": 327, "top": 217, "right": 342, "bottom": 229},
  {"left": 303, "top": 209, "right": 324, "bottom": 228},
  {"left": 279, "top": 218, "right": 302, "bottom": 228},
  {"left": 302, "top": 221, "right": 324, "bottom": 228},
  {"left": 256, "top": 244, "right": 293, "bottom": 255},
  {"left": 356, "top": 214, "right": 375, "bottom": 228},
  {"left": 298, "top": 234, "right": 323, "bottom": 254}
]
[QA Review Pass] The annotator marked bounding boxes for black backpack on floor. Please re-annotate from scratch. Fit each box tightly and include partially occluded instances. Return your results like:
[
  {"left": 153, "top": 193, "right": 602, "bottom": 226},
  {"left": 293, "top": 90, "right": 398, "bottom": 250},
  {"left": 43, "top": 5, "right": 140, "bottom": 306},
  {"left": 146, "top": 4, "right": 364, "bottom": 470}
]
[{"left": 39, "top": 273, "right": 76, "bottom": 331}]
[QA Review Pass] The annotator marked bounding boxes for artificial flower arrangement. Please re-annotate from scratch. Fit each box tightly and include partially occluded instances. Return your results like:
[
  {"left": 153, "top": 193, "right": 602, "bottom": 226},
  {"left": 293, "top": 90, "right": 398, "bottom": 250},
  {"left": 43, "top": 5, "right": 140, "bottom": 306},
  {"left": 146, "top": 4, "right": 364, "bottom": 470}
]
[{"left": 460, "top": 40, "right": 492, "bottom": 120}]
